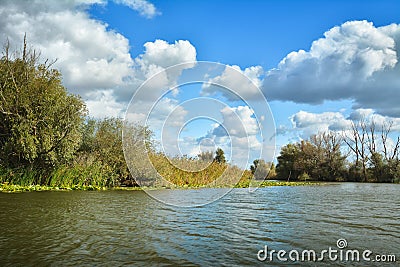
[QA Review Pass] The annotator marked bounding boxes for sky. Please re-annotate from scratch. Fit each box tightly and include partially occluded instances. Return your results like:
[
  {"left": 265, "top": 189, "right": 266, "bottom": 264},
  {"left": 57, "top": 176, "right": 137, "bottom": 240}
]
[{"left": 1, "top": 0, "right": 400, "bottom": 165}]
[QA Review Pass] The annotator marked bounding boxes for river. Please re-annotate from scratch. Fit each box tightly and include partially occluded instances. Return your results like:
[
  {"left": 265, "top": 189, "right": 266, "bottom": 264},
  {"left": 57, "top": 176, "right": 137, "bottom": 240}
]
[{"left": 0, "top": 183, "right": 399, "bottom": 266}]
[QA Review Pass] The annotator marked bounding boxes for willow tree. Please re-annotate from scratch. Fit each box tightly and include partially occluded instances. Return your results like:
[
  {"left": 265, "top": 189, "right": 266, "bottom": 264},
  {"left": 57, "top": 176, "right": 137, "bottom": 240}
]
[{"left": 0, "top": 38, "right": 86, "bottom": 170}]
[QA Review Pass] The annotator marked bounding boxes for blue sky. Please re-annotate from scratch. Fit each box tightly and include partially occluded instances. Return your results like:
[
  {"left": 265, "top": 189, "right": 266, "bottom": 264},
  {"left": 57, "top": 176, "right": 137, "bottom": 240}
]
[
  {"left": 89, "top": 0, "right": 400, "bottom": 68},
  {"left": 1, "top": 0, "right": 400, "bottom": 165}
]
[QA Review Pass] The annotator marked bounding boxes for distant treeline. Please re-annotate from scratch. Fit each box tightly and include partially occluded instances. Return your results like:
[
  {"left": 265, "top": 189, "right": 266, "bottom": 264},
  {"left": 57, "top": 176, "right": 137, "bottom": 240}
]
[{"left": 273, "top": 128, "right": 400, "bottom": 183}]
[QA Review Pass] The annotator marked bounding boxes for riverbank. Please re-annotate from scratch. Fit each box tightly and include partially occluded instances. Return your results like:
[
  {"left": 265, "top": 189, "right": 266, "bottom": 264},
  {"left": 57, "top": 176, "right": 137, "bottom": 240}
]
[{"left": 0, "top": 181, "right": 321, "bottom": 193}]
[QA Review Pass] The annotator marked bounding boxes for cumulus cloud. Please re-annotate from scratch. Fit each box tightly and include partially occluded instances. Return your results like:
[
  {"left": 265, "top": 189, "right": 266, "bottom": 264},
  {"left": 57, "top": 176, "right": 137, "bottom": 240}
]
[
  {"left": 263, "top": 20, "right": 400, "bottom": 117},
  {"left": 291, "top": 111, "right": 351, "bottom": 135},
  {"left": 138, "top": 40, "right": 196, "bottom": 70},
  {"left": 114, "top": 0, "right": 160, "bottom": 18},
  {"left": 125, "top": 97, "right": 188, "bottom": 128},
  {"left": 131, "top": 39, "right": 197, "bottom": 100},
  {"left": 212, "top": 106, "right": 260, "bottom": 138},
  {"left": 202, "top": 65, "right": 264, "bottom": 100},
  {"left": 189, "top": 105, "right": 263, "bottom": 165},
  {"left": 85, "top": 90, "right": 126, "bottom": 118},
  {"left": 0, "top": 1, "right": 196, "bottom": 117},
  {"left": 0, "top": 2, "right": 133, "bottom": 94},
  {"left": 347, "top": 108, "right": 375, "bottom": 121},
  {"left": 283, "top": 109, "right": 400, "bottom": 139}
]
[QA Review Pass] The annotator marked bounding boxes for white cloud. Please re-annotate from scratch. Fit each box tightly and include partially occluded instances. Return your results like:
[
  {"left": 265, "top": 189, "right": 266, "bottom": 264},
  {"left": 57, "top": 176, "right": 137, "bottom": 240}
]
[
  {"left": 124, "top": 39, "right": 197, "bottom": 125},
  {"left": 202, "top": 65, "right": 264, "bottom": 100},
  {"left": 126, "top": 97, "right": 188, "bottom": 128},
  {"left": 85, "top": 90, "right": 126, "bottom": 118},
  {"left": 348, "top": 108, "right": 375, "bottom": 121},
  {"left": 132, "top": 39, "right": 197, "bottom": 100},
  {"left": 0, "top": 1, "right": 197, "bottom": 118},
  {"left": 215, "top": 106, "right": 260, "bottom": 137},
  {"left": 114, "top": 0, "right": 160, "bottom": 18},
  {"left": 190, "top": 105, "right": 263, "bottom": 165},
  {"left": 284, "top": 109, "right": 400, "bottom": 139},
  {"left": 152, "top": 98, "right": 188, "bottom": 128},
  {"left": 264, "top": 20, "right": 400, "bottom": 117},
  {"left": 0, "top": 1, "right": 133, "bottom": 94},
  {"left": 291, "top": 110, "right": 351, "bottom": 136},
  {"left": 89, "top": 38, "right": 196, "bottom": 116},
  {"left": 138, "top": 39, "right": 196, "bottom": 69}
]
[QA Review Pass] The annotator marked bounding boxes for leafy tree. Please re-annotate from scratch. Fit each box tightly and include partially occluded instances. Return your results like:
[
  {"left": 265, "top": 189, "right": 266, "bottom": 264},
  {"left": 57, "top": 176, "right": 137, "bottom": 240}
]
[
  {"left": 198, "top": 151, "right": 214, "bottom": 162},
  {"left": 276, "top": 143, "right": 301, "bottom": 180},
  {"left": 0, "top": 38, "right": 86, "bottom": 171},
  {"left": 250, "top": 159, "right": 276, "bottom": 180},
  {"left": 214, "top": 148, "right": 226, "bottom": 164},
  {"left": 309, "top": 132, "right": 346, "bottom": 181},
  {"left": 122, "top": 121, "right": 156, "bottom": 185},
  {"left": 387, "top": 159, "right": 400, "bottom": 183},
  {"left": 78, "top": 118, "right": 154, "bottom": 186},
  {"left": 87, "top": 118, "right": 128, "bottom": 182},
  {"left": 293, "top": 140, "right": 319, "bottom": 179},
  {"left": 276, "top": 133, "right": 346, "bottom": 181},
  {"left": 250, "top": 159, "right": 260, "bottom": 174}
]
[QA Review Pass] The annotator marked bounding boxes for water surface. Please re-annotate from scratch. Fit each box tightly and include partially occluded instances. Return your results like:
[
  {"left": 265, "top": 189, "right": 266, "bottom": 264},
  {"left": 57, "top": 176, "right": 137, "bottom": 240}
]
[{"left": 0, "top": 183, "right": 399, "bottom": 266}]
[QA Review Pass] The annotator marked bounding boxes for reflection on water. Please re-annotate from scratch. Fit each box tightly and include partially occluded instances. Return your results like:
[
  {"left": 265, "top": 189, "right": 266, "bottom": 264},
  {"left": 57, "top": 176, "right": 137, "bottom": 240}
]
[{"left": 0, "top": 183, "right": 399, "bottom": 266}]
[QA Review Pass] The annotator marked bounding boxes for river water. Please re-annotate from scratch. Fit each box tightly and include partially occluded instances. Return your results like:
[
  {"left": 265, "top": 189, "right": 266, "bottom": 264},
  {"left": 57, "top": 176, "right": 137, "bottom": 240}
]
[{"left": 0, "top": 183, "right": 399, "bottom": 266}]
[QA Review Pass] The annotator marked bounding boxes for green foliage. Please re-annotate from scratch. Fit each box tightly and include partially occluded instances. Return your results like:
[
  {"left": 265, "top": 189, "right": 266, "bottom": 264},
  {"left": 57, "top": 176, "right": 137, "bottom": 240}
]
[
  {"left": 276, "top": 131, "right": 400, "bottom": 183},
  {"left": 78, "top": 118, "right": 128, "bottom": 185},
  {"left": 214, "top": 148, "right": 226, "bottom": 164},
  {"left": 1, "top": 39, "right": 399, "bottom": 189},
  {"left": 298, "top": 172, "right": 310, "bottom": 181},
  {"left": 131, "top": 151, "right": 247, "bottom": 187},
  {"left": 0, "top": 39, "right": 86, "bottom": 170},
  {"left": 347, "top": 162, "right": 363, "bottom": 182},
  {"left": 250, "top": 159, "right": 276, "bottom": 180},
  {"left": 276, "top": 143, "right": 301, "bottom": 180},
  {"left": 387, "top": 159, "right": 400, "bottom": 183},
  {"left": 76, "top": 118, "right": 154, "bottom": 187},
  {"left": 198, "top": 151, "right": 214, "bottom": 162},
  {"left": 276, "top": 133, "right": 346, "bottom": 181},
  {"left": 0, "top": 117, "right": 152, "bottom": 187},
  {"left": 368, "top": 153, "right": 400, "bottom": 183}
]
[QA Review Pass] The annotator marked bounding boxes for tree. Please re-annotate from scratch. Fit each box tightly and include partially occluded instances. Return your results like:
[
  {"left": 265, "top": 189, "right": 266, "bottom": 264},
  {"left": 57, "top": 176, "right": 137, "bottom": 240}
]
[
  {"left": 81, "top": 118, "right": 128, "bottom": 183},
  {"left": 122, "top": 121, "right": 156, "bottom": 185},
  {"left": 198, "top": 151, "right": 214, "bottom": 162},
  {"left": 214, "top": 148, "right": 226, "bottom": 164},
  {"left": 250, "top": 159, "right": 276, "bottom": 180},
  {"left": 276, "top": 133, "right": 346, "bottom": 181},
  {"left": 309, "top": 132, "right": 346, "bottom": 181},
  {"left": 343, "top": 119, "right": 400, "bottom": 183},
  {"left": 343, "top": 119, "right": 369, "bottom": 182},
  {"left": 293, "top": 140, "right": 319, "bottom": 179},
  {"left": 250, "top": 159, "right": 258, "bottom": 174},
  {"left": 369, "top": 152, "right": 386, "bottom": 182},
  {"left": 387, "top": 159, "right": 400, "bottom": 183},
  {"left": 0, "top": 38, "right": 86, "bottom": 171},
  {"left": 381, "top": 121, "right": 400, "bottom": 161},
  {"left": 276, "top": 143, "right": 301, "bottom": 180}
]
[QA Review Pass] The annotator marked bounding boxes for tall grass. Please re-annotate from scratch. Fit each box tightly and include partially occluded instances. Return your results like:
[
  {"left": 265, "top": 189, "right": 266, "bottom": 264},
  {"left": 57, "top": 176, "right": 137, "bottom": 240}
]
[
  {"left": 0, "top": 167, "right": 38, "bottom": 186},
  {"left": 0, "top": 156, "right": 119, "bottom": 188},
  {"left": 148, "top": 153, "right": 250, "bottom": 187}
]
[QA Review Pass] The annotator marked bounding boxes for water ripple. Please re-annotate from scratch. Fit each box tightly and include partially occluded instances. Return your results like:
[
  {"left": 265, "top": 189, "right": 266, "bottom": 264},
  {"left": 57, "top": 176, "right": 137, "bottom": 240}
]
[{"left": 0, "top": 183, "right": 399, "bottom": 266}]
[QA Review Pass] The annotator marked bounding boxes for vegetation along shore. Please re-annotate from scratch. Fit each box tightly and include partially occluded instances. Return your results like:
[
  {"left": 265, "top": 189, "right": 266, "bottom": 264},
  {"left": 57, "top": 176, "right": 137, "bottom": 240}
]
[{"left": 0, "top": 40, "right": 399, "bottom": 193}]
